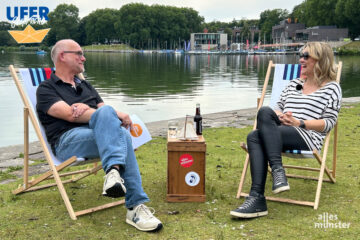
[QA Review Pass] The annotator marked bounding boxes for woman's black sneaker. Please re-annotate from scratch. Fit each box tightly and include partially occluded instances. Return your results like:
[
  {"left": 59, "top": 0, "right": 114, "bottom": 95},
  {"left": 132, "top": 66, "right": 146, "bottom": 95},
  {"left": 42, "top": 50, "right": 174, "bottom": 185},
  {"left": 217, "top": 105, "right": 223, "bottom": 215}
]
[
  {"left": 271, "top": 167, "right": 290, "bottom": 194},
  {"left": 230, "top": 194, "right": 268, "bottom": 218}
]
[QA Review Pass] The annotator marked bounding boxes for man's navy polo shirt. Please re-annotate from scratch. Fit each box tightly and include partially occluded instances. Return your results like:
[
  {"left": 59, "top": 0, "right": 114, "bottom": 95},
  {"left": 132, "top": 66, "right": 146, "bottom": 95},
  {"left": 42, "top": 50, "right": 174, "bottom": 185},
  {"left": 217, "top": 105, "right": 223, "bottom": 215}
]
[{"left": 36, "top": 72, "right": 103, "bottom": 153}]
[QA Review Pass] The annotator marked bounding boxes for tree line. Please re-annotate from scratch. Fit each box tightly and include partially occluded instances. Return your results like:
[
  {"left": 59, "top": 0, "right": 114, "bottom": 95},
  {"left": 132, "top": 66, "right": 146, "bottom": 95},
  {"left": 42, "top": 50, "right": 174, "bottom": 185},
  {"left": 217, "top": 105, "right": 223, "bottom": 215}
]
[
  {"left": 0, "top": 0, "right": 359, "bottom": 48},
  {"left": 0, "top": 3, "right": 204, "bottom": 49}
]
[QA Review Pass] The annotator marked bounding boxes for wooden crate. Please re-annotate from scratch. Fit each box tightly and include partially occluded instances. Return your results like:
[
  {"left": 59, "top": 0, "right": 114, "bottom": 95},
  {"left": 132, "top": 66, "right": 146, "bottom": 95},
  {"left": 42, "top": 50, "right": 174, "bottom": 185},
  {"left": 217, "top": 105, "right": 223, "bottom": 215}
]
[{"left": 167, "top": 135, "right": 206, "bottom": 202}]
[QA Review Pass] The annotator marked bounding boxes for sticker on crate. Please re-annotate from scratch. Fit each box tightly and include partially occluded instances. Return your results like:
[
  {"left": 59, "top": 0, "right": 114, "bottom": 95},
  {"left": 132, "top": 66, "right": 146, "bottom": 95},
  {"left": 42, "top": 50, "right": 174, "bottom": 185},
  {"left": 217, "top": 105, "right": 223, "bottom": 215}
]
[
  {"left": 179, "top": 154, "right": 194, "bottom": 168},
  {"left": 185, "top": 171, "right": 200, "bottom": 187}
]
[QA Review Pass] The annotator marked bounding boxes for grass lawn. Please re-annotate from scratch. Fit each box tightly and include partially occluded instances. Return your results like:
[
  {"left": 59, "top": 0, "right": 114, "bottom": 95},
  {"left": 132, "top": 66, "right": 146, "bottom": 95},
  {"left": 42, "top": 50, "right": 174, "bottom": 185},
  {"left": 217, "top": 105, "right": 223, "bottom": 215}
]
[
  {"left": 0, "top": 104, "right": 359, "bottom": 239},
  {"left": 83, "top": 44, "right": 135, "bottom": 51},
  {"left": 338, "top": 41, "right": 360, "bottom": 55}
]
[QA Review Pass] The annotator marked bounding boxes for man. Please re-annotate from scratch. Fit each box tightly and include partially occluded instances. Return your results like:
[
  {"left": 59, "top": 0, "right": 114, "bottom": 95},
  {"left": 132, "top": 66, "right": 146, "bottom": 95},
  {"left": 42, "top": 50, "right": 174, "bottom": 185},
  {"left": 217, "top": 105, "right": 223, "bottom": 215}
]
[{"left": 36, "top": 39, "right": 162, "bottom": 232}]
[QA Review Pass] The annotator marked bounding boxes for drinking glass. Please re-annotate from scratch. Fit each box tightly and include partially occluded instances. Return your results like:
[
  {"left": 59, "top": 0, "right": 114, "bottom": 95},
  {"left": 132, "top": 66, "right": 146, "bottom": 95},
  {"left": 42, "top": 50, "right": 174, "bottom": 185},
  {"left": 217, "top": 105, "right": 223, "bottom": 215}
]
[{"left": 168, "top": 120, "right": 178, "bottom": 138}]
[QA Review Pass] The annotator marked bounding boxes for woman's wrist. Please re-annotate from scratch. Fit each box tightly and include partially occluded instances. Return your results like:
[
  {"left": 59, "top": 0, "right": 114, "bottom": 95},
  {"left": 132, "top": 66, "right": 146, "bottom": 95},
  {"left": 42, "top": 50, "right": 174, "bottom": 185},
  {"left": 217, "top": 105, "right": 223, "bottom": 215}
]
[{"left": 299, "top": 120, "right": 306, "bottom": 129}]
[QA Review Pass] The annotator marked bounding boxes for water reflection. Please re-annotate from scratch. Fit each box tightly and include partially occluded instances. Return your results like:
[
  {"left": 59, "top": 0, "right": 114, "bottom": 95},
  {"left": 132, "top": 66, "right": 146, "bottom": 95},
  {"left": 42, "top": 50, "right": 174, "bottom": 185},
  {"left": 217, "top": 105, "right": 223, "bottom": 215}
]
[{"left": 0, "top": 52, "right": 359, "bottom": 147}]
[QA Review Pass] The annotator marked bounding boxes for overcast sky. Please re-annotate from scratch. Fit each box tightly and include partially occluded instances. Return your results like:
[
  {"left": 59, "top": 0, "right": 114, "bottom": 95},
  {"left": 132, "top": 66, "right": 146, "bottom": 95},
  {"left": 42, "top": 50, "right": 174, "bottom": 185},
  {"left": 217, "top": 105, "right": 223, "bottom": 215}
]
[{"left": 2, "top": 0, "right": 304, "bottom": 22}]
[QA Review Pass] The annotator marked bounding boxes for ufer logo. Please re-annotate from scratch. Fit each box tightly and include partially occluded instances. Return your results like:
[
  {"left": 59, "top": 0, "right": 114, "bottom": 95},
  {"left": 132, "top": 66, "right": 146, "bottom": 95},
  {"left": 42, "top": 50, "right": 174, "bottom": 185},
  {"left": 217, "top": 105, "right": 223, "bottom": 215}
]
[
  {"left": 130, "top": 124, "right": 143, "bottom": 138},
  {"left": 6, "top": 6, "right": 49, "bottom": 21},
  {"left": 5, "top": 2, "right": 52, "bottom": 43},
  {"left": 8, "top": 25, "right": 50, "bottom": 44}
]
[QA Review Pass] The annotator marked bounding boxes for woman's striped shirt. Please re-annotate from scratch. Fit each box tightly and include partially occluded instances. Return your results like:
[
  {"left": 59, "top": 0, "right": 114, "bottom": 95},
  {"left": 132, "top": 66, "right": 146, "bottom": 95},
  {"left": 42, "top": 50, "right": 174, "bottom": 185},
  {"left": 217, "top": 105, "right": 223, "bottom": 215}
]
[{"left": 274, "top": 78, "right": 342, "bottom": 151}]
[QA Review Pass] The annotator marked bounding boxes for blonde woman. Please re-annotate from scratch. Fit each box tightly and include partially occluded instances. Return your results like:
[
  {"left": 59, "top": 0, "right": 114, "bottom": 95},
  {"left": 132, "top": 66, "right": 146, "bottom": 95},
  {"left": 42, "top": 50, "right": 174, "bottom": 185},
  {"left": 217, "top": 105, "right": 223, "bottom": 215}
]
[{"left": 230, "top": 42, "right": 342, "bottom": 218}]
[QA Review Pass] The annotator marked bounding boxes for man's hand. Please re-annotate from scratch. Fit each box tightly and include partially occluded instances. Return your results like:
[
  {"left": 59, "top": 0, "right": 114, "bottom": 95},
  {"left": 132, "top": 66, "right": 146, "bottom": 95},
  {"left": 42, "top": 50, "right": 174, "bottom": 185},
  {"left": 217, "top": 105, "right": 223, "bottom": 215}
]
[
  {"left": 117, "top": 111, "right": 132, "bottom": 129},
  {"left": 71, "top": 103, "right": 90, "bottom": 118}
]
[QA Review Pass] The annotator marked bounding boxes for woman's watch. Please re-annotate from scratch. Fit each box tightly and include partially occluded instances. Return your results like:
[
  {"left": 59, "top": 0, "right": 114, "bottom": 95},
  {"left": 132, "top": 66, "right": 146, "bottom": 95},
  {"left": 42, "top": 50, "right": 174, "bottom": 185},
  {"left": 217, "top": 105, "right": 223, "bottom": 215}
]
[{"left": 299, "top": 120, "right": 306, "bottom": 129}]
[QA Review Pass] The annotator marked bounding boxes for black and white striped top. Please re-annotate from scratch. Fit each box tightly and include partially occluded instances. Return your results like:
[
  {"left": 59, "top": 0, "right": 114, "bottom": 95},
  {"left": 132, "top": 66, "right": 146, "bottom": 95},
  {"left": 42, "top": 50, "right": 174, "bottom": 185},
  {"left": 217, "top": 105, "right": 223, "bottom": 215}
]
[{"left": 274, "top": 78, "right": 342, "bottom": 151}]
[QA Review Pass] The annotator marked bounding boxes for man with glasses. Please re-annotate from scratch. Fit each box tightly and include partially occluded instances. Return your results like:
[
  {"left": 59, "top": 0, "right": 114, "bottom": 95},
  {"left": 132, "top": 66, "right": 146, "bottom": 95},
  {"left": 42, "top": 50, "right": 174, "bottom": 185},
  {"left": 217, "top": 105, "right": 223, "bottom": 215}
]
[{"left": 36, "top": 39, "right": 162, "bottom": 232}]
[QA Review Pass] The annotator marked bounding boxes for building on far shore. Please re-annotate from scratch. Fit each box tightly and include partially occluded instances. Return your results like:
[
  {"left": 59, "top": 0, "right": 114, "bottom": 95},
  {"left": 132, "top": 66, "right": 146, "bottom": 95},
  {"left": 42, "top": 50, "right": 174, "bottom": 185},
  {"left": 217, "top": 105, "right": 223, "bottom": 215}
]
[
  {"left": 190, "top": 33, "right": 227, "bottom": 51},
  {"left": 295, "top": 26, "right": 348, "bottom": 42},
  {"left": 272, "top": 18, "right": 305, "bottom": 44},
  {"left": 272, "top": 18, "right": 348, "bottom": 43},
  {"left": 232, "top": 26, "right": 260, "bottom": 44}
]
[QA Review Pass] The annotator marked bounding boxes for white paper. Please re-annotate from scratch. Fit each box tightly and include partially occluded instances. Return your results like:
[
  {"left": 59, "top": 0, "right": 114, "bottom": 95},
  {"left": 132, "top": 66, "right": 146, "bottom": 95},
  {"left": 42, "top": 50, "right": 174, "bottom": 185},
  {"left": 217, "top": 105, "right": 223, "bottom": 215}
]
[{"left": 128, "top": 114, "right": 152, "bottom": 149}]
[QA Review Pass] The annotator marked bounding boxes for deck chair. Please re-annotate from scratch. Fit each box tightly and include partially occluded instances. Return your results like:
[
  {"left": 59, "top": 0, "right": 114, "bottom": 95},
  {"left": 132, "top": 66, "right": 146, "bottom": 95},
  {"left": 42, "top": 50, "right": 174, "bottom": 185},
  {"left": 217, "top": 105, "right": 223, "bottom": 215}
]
[
  {"left": 9, "top": 65, "right": 125, "bottom": 220},
  {"left": 236, "top": 60, "right": 342, "bottom": 210}
]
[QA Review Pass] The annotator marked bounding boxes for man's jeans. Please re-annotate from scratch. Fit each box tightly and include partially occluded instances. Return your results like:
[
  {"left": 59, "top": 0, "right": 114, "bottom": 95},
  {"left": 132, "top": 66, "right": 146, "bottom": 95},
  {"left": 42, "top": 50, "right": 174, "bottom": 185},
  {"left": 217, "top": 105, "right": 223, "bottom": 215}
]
[{"left": 55, "top": 105, "right": 149, "bottom": 208}]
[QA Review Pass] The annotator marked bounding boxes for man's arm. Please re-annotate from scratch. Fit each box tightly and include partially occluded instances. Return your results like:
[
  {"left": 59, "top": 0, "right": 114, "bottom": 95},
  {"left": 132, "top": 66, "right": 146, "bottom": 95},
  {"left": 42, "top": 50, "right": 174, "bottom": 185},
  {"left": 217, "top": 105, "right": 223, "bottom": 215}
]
[
  {"left": 47, "top": 100, "right": 95, "bottom": 123},
  {"left": 97, "top": 102, "right": 132, "bottom": 129}
]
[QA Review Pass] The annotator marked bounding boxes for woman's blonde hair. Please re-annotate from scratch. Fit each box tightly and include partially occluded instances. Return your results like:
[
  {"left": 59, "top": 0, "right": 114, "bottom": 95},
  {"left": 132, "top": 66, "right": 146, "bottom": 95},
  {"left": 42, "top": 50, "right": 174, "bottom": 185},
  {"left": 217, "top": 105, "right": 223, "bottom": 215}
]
[{"left": 303, "top": 42, "right": 337, "bottom": 86}]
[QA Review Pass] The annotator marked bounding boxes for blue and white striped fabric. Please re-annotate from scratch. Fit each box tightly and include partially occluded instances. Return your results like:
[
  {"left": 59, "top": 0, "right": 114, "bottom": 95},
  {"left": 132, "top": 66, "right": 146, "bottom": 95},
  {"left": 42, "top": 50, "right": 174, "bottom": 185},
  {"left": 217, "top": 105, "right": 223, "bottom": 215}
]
[
  {"left": 269, "top": 64, "right": 302, "bottom": 108},
  {"left": 19, "top": 68, "right": 86, "bottom": 166},
  {"left": 282, "top": 64, "right": 301, "bottom": 80},
  {"left": 20, "top": 68, "right": 54, "bottom": 108},
  {"left": 283, "top": 149, "right": 315, "bottom": 159}
]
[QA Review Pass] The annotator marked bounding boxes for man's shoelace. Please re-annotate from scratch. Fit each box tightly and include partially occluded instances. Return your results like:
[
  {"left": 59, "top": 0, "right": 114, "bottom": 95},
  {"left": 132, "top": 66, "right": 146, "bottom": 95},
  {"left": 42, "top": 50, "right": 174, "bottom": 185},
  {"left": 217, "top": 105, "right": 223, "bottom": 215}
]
[
  {"left": 104, "top": 170, "right": 124, "bottom": 184},
  {"left": 135, "top": 204, "right": 156, "bottom": 220}
]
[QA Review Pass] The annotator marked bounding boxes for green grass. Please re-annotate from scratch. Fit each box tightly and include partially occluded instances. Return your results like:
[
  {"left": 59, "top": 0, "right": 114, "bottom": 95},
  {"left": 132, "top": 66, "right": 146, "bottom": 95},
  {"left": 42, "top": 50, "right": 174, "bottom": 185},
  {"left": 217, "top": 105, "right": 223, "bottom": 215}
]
[
  {"left": 0, "top": 104, "right": 359, "bottom": 239},
  {"left": 83, "top": 44, "right": 135, "bottom": 51},
  {"left": 0, "top": 166, "right": 23, "bottom": 181},
  {"left": 338, "top": 41, "right": 360, "bottom": 55}
]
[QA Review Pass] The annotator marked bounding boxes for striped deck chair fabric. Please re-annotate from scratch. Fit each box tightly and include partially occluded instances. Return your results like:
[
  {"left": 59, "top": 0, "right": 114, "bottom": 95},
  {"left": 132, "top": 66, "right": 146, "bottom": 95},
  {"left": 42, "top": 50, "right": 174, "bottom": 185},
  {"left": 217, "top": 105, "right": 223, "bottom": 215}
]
[{"left": 19, "top": 68, "right": 86, "bottom": 166}]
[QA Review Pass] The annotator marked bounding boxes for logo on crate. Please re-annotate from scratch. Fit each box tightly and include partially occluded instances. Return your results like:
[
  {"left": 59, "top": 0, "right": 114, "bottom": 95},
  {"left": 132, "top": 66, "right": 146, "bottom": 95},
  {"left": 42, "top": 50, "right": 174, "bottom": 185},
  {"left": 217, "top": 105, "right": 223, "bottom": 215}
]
[
  {"left": 130, "top": 124, "right": 143, "bottom": 138},
  {"left": 185, "top": 171, "right": 200, "bottom": 186},
  {"left": 179, "top": 154, "right": 193, "bottom": 168}
]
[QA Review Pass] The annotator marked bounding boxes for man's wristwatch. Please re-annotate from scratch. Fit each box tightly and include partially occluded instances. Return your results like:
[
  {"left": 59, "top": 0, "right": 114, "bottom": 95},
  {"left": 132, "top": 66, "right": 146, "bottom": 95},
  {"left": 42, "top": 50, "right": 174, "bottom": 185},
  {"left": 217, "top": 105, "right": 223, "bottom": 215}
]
[{"left": 299, "top": 120, "right": 306, "bottom": 129}]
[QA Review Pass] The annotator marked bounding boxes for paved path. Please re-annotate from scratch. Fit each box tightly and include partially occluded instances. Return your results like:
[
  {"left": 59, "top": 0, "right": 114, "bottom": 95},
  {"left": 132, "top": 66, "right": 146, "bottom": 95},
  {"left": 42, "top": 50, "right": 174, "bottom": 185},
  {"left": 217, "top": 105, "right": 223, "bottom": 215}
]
[{"left": 1, "top": 97, "right": 359, "bottom": 184}]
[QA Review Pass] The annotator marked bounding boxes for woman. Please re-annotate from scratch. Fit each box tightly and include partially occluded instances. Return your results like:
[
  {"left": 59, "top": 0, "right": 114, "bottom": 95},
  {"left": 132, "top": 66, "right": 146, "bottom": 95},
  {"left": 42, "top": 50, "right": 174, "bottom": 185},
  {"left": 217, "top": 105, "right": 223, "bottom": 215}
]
[{"left": 230, "top": 42, "right": 342, "bottom": 218}]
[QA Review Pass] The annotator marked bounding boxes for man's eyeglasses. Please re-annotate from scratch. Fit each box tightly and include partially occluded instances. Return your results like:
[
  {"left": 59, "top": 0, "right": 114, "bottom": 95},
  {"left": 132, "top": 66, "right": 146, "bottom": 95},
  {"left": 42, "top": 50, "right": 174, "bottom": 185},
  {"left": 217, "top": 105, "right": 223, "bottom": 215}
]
[
  {"left": 299, "top": 52, "right": 310, "bottom": 60},
  {"left": 63, "top": 51, "right": 84, "bottom": 57}
]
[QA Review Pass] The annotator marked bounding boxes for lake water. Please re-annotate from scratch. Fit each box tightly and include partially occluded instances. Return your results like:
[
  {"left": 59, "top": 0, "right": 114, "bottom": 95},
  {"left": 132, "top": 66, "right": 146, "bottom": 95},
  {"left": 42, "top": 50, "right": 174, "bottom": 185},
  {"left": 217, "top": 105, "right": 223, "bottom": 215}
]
[{"left": 0, "top": 52, "right": 359, "bottom": 147}]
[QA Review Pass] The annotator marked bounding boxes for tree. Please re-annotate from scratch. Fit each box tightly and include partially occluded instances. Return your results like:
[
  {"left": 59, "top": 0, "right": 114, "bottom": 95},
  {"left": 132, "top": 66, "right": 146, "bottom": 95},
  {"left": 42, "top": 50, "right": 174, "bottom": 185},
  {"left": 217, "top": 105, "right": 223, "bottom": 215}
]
[
  {"left": 259, "top": 9, "right": 289, "bottom": 43},
  {"left": 46, "top": 4, "right": 80, "bottom": 46},
  {"left": 290, "top": 2, "right": 307, "bottom": 25},
  {"left": 114, "top": 3, "right": 203, "bottom": 49},
  {"left": 84, "top": 8, "right": 119, "bottom": 44},
  {"left": 0, "top": 22, "right": 14, "bottom": 46},
  {"left": 336, "top": 0, "right": 360, "bottom": 38},
  {"left": 115, "top": 3, "right": 152, "bottom": 48},
  {"left": 0, "top": 21, "right": 12, "bottom": 31},
  {"left": 304, "top": 0, "right": 337, "bottom": 26}
]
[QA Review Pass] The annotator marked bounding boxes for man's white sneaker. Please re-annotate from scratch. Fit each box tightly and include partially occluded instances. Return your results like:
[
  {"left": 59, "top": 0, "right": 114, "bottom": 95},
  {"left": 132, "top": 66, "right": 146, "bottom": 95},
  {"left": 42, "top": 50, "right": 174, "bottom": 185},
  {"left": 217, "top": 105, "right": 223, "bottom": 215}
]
[
  {"left": 102, "top": 168, "right": 126, "bottom": 198},
  {"left": 126, "top": 204, "right": 163, "bottom": 232}
]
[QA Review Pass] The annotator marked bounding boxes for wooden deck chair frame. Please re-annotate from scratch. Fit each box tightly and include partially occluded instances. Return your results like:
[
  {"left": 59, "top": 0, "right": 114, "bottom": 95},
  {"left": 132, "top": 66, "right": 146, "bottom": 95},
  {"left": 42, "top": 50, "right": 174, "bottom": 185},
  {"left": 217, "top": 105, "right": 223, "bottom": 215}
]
[
  {"left": 9, "top": 65, "right": 124, "bottom": 220},
  {"left": 236, "top": 60, "right": 342, "bottom": 210}
]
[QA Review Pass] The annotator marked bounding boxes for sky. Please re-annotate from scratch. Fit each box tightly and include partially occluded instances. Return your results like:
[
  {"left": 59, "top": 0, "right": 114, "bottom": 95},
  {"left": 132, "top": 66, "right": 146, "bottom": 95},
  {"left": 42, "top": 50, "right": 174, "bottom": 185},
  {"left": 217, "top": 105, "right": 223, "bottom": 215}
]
[{"left": 2, "top": 0, "right": 304, "bottom": 23}]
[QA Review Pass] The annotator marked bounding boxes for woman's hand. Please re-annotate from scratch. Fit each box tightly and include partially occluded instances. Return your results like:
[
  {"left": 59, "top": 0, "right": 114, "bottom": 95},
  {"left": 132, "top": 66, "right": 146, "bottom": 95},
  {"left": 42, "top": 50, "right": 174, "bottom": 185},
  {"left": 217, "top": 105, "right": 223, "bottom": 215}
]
[{"left": 279, "top": 111, "right": 301, "bottom": 127}]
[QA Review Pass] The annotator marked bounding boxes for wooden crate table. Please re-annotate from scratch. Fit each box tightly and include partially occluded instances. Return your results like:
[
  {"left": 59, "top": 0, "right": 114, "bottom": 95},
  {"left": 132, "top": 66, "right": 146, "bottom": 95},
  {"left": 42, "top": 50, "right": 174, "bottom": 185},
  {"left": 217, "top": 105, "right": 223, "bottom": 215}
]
[{"left": 167, "top": 135, "right": 206, "bottom": 202}]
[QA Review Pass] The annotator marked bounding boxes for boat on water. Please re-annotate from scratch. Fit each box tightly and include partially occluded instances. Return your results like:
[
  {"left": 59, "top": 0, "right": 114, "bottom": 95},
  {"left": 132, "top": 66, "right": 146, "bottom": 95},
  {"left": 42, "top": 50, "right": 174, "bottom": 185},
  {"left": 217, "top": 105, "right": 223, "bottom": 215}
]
[
  {"left": 174, "top": 49, "right": 184, "bottom": 54},
  {"left": 36, "top": 50, "right": 46, "bottom": 55}
]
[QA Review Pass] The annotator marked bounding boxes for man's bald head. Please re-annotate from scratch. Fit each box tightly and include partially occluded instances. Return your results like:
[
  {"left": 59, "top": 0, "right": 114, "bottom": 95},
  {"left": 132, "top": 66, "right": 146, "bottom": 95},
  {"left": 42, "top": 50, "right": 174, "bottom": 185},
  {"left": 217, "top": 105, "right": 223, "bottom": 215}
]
[{"left": 51, "top": 39, "right": 79, "bottom": 64}]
